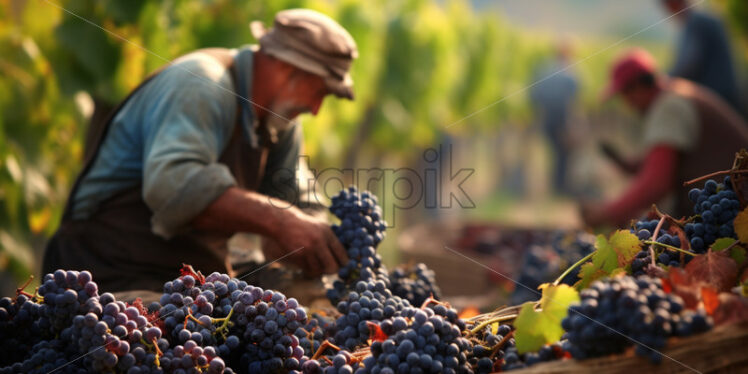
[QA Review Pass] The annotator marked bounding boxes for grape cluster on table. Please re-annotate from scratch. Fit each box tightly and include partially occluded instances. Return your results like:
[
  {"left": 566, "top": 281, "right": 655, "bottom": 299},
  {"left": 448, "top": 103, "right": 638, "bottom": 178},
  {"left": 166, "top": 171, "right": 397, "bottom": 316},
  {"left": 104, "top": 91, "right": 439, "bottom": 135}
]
[
  {"left": 561, "top": 275, "right": 711, "bottom": 363},
  {"left": 388, "top": 263, "right": 442, "bottom": 308},
  {"left": 510, "top": 231, "right": 595, "bottom": 304},
  {"left": 630, "top": 219, "right": 687, "bottom": 276},
  {"left": 685, "top": 177, "right": 740, "bottom": 252},
  {"left": 0, "top": 186, "right": 725, "bottom": 374},
  {"left": 630, "top": 176, "right": 741, "bottom": 276}
]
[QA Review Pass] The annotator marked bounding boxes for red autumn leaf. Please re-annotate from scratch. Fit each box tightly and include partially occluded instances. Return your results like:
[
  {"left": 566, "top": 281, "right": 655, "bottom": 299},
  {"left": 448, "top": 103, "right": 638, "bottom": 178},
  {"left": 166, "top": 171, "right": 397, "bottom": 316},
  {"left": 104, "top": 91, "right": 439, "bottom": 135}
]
[
  {"left": 128, "top": 297, "right": 166, "bottom": 335},
  {"left": 700, "top": 288, "right": 720, "bottom": 315},
  {"left": 180, "top": 263, "right": 205, "bottom": 285},
  {"left": 712, "top": 292, "right": 748, "bottom": 326},
  {"left": 366, "top": 321, "right": 388, "bottom": 342},
  {"left": 661, "top": 277, "right": 672, "bottom": 294},
  {"left": 684, "top": 250, "right": 738, "bottom": 292},
  {"left": 665, "top": 268, "right": 702, "bottom": 308}
]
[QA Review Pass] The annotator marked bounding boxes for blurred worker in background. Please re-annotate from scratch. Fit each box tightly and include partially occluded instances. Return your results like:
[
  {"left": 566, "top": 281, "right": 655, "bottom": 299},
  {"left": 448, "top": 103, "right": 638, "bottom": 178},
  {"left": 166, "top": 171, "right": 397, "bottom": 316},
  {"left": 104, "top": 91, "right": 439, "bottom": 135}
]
[
  {"left": 529, "top": 40, "right": 579, "bottom": 195},
  {"left": 42, "top": 9, "right": 353, "bottom": 293},
  {"left": 530, "top": 41, "right": 577, "bottom": 194},
  {"left": 661, "top": 0, "right": 745, "bottom": 117},
  {"left": 581, "top": 49, "right": 748, "bottom": 227}
]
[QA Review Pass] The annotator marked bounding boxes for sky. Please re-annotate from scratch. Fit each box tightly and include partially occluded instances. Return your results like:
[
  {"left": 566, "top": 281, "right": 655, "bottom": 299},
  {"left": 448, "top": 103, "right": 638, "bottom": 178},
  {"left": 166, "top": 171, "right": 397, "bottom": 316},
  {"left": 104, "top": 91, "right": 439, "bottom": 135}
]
[{"left": 472, "top": 0, "right": 711, "bottom": 42}]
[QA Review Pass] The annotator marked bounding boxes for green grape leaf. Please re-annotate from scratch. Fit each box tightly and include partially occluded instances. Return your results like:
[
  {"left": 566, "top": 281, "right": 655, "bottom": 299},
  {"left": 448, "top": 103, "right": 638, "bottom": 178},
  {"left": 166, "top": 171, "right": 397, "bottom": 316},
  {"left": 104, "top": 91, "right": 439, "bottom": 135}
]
[
  {"left": 514, "top": 284, "right": 580, "bottom": 354},
  {"left": 576, "top": 230, "right": 641, "bottom": 289},
  {"left": 712, "top": 238, "right": 738, "bottom": 251},
  {"left": 712, "top": 238, "right": 746, "bottom": 266},
  {"left": 734, "top": 207, "right": 748, "bottom": 244},
  {"left": 732, "top": 247, "right": 747, "bottom": 267}
]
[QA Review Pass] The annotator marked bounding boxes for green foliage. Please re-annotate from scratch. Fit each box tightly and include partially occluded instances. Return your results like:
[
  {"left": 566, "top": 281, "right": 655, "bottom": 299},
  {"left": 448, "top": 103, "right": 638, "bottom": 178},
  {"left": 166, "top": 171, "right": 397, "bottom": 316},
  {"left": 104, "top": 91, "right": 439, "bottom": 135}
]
[
  {"left": 0, "top": 0, "right": 649, "bottom": 285},
  {"left": 514, "top": 284, "right": 579, "bottom": 354},
  {"left": 577, "top": 230, "right": 641, "bottom": 289},
  {"left": 712, "top": 237, "right": 746, "bottom": 266}
]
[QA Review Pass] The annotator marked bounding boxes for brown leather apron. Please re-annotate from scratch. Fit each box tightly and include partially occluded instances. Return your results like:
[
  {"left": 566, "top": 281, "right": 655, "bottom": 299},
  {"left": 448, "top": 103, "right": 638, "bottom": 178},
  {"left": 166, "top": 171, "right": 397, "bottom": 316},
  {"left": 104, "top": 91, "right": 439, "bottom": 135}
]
[{"left": 42, "top": 48, "right": 271, "bottom": 293}]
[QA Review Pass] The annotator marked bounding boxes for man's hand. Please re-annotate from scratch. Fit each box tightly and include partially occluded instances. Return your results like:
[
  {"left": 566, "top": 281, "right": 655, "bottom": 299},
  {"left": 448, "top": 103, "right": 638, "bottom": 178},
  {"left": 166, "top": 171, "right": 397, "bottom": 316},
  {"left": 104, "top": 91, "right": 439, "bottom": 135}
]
[
  {"left": 599, "top": 142, "right": 640, "bottom": 174},
  {"left": 192, "top": 187, "right": 348, "bottom": 277},
  {"left": 579, "top": 200, "right": 607, "bottom": 228},
  {"left": 264, "top": 207, "right": 348, "bottom": 277}
]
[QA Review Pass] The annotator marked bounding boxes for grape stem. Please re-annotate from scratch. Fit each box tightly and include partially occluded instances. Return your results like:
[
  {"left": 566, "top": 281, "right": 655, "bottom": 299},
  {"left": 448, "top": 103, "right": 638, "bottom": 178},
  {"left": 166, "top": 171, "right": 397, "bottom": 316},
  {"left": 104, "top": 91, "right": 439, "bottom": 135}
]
[
  {"left": 16, "top": 275, "right": 34, "bottom": 299},
  {"left": 682, "top": 168, "right": 748, "bottom": 186},
  {"left": 649, "top": 216, "right": 667, "bottom": 267},
  {"left": 467, "top": 314, "right": 521, "bottom": 336},
  {"left": 139, "top": 336, "right": 162, "bottom": 367},
  {"left": 642, "top": 240, "right": 697, "bottom": 257},
  {"left": 551, "top": 251, "right": 595, "bottom": 287},
  {"left": 489, "top": 330, "right": 515, "bottom": 360},
  {"left": 151, "top": 337, "right": 162, "bottom": 367},
  {"left": 419, "top": 295, "right": 448, "bottom": 309},
  {"left": 213, "top": 307, "right": 234, "bottom": 339},
  {"left": 185, "top": 308, "right": 211, "bottom": 329},
  {"left": 311, "top": 340, "right": 341, "bottom": 360},
  {"left": 32, "top": 287, "right": 44, "bottom": 303}
]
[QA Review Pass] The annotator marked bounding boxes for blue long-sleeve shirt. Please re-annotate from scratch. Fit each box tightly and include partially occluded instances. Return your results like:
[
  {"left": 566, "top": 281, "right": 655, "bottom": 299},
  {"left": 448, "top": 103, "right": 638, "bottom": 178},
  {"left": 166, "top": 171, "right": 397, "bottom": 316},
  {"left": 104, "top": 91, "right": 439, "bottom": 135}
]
[
  {"left": 670, "top": 11, "right": 741, "bottom": 113},
  {"left": 71, "top": 46, "right": 301, "bottom": 238},
  {"left": 529, "top": 59, "right": 578, "bottom": 126}
]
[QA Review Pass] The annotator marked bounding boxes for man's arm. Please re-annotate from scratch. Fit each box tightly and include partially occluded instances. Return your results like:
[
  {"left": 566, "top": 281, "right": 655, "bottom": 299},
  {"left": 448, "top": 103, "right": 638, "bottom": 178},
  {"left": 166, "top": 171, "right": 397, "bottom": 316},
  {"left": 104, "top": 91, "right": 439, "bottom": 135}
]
[
  {"left": 582, "top": 145, "right": 678, "bottom": 226},
  {"left": 191, "top": 187, "right": 347, "bottom": 276},
  {"left": 138, "top": 56, "right": 346, "bottom": 276},
  {"left": 599, "top": 142, "right": 641, "bottom": 175}
]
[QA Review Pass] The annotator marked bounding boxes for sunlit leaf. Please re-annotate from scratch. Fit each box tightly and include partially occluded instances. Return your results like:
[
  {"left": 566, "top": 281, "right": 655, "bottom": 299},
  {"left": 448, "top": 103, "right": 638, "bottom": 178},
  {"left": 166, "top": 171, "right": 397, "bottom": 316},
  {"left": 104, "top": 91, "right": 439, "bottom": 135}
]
[
  {"left": 734, "top": 207, "right": 748, "bottom": 244},
  {"left": 514, "top": 284, "right": 579, "bottom": 354},
  {"left": 576, "top": 230, "right": 641, "bottom": 289}
]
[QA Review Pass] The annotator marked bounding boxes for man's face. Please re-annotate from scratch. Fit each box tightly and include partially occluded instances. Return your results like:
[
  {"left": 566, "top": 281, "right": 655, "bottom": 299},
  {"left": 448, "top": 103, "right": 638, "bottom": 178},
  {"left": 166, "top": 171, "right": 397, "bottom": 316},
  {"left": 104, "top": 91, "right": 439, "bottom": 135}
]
[
  {"left": 620, "top": 84, "right": 652, "bottom": 115},
  {"left": 265, "top": 68, "right": 328, "bottom": 131}
]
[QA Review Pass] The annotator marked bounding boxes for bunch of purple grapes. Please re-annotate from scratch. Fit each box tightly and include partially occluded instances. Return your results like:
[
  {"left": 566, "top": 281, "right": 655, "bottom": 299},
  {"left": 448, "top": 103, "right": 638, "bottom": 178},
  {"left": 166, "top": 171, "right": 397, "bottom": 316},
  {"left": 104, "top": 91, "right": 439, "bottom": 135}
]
[
  {"left": 328, "top": 187, "right": 390, "bottom": 304},
  {"left": 0, "top": 338, "right": 84, "bottom": 374},
  {"left": 331, "top": 280, "right": 412, "bottom": 351},
  {"left": 155, "top": 271, "right": 312, "bottom": 373},
  {"left": 561, "top": 275, "right": 711, "bottom": 363},
  {"left": 37, "top": 270, "right": 101, "bottom": 337},
  {"left": 358, "top": 303, "right": 472, "bottom": 374},
  {"left": 0, "top": 294, "right": 44, "bottom": 367},
  {"left": 630, "top": 219, "right": 690, "bottom": 275},
  {"left": 388, "top": 263, "right": 442, "bottom": 307},
  {"left": 685, "top": 177, "right": 740, "bottom": 253},
  {"left": 158, "top": 340, "right": 226, "bottom": 374},
  {"left": 294, "top": 350, "right": 362, "bottom": 374},
  {"left": 62, "top": 292, "right": 169, "bottom": 373},
  {"left": 294, "top": 314, "right": 333, "bottom": 357}
]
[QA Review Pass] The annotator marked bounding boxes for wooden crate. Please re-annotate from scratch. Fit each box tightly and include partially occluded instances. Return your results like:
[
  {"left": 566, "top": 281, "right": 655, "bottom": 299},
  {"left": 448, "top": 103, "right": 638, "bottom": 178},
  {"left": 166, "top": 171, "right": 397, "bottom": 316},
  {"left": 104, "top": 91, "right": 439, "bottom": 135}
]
[
  {"left": 397, "top": 221, "right": 557, "bottom": 298},
  {"left": 513, "top": 324, "right": 748, "bottom": 374},
  {"left": 397, "top": 221, "right": 493, "bottom": 297}
]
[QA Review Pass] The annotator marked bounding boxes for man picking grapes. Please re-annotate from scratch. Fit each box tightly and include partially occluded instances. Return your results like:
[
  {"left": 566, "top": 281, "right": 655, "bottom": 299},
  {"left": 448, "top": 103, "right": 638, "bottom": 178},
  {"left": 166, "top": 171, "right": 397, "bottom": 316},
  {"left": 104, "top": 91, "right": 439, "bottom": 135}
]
[
  {"left": 42, "top": 9, "right": 350, "bottom": 292},
  {"left": 580, "top": 48, "right": 748, "bottom": 227}
]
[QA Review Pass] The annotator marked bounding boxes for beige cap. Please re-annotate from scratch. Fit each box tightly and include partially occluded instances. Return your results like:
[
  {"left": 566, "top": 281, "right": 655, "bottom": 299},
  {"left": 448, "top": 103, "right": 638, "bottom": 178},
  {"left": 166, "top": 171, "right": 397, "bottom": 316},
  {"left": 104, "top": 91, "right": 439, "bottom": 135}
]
[{"left": 251, "top": 9, "right": 358, "bottom": 100}]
